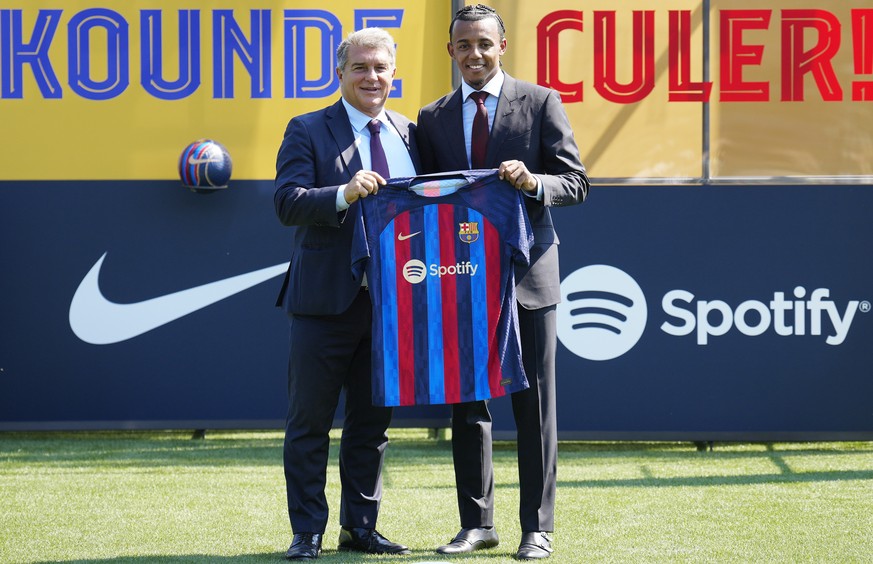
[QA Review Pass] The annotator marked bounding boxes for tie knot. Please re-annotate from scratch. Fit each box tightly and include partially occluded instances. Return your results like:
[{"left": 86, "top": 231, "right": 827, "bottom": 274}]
[
  {"left": 470, "top": 91, "right": 488, "bottom": 106},
  {"left": 367, "top": 119, "right": 382, "bottom": 135}
]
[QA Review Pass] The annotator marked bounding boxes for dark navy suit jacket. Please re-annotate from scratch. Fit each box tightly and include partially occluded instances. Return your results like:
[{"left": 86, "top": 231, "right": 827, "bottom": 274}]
[
  {"left": 416, "top": 74, "right": 589, "bottom": 309},
  {"left": 274, "top": 98, "right": 420, "bottom": 315}
]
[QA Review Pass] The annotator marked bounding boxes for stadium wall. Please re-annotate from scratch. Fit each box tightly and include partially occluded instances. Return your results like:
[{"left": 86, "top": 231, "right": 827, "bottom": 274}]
[{"left": 1, "top": 1, "right": 870, "bottom": 439}]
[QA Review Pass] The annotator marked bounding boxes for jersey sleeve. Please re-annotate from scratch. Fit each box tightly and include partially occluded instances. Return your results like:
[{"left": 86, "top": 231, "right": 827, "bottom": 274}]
[{"left": 512, "top": 190, "right": 534, "bottom": 267}]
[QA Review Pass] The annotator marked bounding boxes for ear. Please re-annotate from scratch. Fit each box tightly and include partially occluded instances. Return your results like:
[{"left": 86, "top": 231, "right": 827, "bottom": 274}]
[
  {"left": 446, "top": 41, "right": 454, "bottom": 58},
  {"left": 499, "top": 38, "right": 507, "bottom": 56}
]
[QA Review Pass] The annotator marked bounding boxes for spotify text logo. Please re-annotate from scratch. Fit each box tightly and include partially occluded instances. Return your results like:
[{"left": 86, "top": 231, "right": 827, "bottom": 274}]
[
  {"left": 557, "top": 265, "right": 648, "bottom": 361},
  {"left": 402, "top": 259, "right": 479, "bottom": 284}
]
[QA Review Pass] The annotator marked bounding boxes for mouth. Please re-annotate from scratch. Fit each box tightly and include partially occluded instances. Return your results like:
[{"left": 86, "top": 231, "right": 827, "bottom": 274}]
[{"left": 467, "top": 63, "right": 486, "bottom": 71}]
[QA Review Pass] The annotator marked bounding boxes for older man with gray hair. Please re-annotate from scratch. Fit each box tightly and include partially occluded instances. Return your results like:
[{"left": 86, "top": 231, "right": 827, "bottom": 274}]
[{"left": 273, "top": 27, "right": 420, "bottom": 560}]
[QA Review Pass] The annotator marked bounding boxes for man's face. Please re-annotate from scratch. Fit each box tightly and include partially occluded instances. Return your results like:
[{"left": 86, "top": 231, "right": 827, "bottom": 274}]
[
  {"left": 447, "top": 17, "right": 507, "bottom": 89},
  {"left": 337, "top": 44, "right": 395, "bottom": 117}
]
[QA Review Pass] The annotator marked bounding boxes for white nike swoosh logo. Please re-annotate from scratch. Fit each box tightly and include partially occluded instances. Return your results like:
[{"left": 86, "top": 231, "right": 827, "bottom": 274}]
[
  {"left": 69, "top": 253, "right": 288, "bottom": 345},
  {"left": 397, "top": 231, "right": 421, "bottom": 241}
]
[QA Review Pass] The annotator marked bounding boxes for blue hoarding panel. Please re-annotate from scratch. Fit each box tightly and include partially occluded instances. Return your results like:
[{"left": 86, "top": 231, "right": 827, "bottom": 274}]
[
  {"left": 489, "top": 184, "right": 873, "bottom": 439},
  {"left": 0, "top": 180, "right": 448, "bottom": 429},
  {"left": 1, "top": 181, "right": 870, "bottom": 438}
]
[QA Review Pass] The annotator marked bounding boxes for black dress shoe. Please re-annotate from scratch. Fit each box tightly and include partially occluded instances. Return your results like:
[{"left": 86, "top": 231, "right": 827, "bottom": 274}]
[
  {"left": 337, "top": 527, "right": 411, "bottom": 555},
  {"left": 436, "top": 527, "right": 500, "bottom": 554},
  {"left": 515, "top": 532, "right": 553, "bottom": 560},
  {"left": 285, "top": 532, "right": 322, "bottom": 560}
]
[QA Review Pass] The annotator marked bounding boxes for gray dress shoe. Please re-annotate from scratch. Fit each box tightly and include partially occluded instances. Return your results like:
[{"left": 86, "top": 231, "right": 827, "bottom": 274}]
[{"left": 516, "top": 531, "right": 554, "bottom": 560}]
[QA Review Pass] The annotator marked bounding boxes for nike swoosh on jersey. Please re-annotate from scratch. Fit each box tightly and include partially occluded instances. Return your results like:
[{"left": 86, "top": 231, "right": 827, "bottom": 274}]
[
  {"left": 397, "top": 231, "right": 421, "bottom": 241},
  {"left": 69, "top": 253, "right": 289, "bottom": 345}
]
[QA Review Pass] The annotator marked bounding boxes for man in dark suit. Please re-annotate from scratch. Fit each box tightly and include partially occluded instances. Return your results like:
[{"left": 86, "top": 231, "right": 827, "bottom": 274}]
[
  {"left": 415, "top": 5, "right": 589, "bottom": 560},
  {"left": 274, "top": 27, "right": 419, "bottom": 560}
]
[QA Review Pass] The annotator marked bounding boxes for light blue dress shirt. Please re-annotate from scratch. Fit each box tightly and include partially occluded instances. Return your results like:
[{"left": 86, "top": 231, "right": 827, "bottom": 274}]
[{"left": 336, "top": 99, "right": 417, "bottom": 211}]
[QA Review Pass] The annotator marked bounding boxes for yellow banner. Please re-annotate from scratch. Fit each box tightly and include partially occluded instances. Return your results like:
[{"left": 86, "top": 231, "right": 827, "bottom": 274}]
[
  {"left": 482, "top": 0, "right": 873, "bottom": 180},
  {"left": 0, "top": 1, "right": 451, "bottom": 180},
  {"left": 3, "top": 1, "right": 871, "bottom": 181}
]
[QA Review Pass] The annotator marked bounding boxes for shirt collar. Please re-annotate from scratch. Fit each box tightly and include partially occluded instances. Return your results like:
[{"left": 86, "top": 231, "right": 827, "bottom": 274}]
[
  {"left": 341, "top": 98, "right": 389, "bottom": 133},
  {"left": 461, "top": 70, "right": 505, "bottom": 102}
]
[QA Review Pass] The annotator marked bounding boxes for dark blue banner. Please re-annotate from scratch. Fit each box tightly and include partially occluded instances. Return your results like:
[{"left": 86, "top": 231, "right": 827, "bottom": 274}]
[
  {"left": 0, "top": 180, "right": 448, "bottom": 430},
  {"left": 1, "top": 181, "right": 870, "bottom": 439},
  {"left": 490, "top": 184, "right": 873, "bottom": 440}
]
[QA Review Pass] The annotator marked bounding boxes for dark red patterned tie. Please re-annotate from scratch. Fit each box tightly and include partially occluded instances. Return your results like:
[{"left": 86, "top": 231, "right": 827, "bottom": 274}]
[
  {"left": 470, "top": 91, "right": 489, "bottom": 169},
  {"left": 367, "top": 119, "right": 390, "bottom": 178}
]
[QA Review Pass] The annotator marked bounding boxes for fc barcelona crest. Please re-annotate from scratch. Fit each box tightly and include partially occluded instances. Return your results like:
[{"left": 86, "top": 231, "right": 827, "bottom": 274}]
[{"left": 459, "top": 222, "right": 479, "bottom": 243}]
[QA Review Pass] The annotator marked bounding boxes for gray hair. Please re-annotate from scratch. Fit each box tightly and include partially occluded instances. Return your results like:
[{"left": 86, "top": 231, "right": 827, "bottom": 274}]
[{"left": 336, "top": 28, "right": 396, "bottom": 72}]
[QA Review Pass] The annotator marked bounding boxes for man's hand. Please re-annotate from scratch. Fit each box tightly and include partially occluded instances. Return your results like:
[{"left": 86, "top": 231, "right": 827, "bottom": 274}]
[
  {"left": 498, "top": 160, "right": 538, "bottom": 194},
  {"left": 343, "top": 170, "right": 386, "bottom": 204}
]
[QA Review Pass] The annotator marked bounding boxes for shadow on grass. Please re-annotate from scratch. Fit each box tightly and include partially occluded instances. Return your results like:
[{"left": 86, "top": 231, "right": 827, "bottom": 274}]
[
  {"left": 553, "top": 440, "right": 873, "bottom": 455},
  {"left": 4, "top": 431, "right": 872, "bottom": 479},
  {"left": 33, "top": 555, "right": 282, "bottom": 564},
  {"left": 0, "top": 433, "right": 284, "bottom": 468},
  {"left": 0, "top": 430, "right": 451, "bottom": 469},
  {"left": 556, "top": 468, "right": 873, "bottom": 489},
  {"left": 33, "top": 549, "right": 465, "bottom": 563}
]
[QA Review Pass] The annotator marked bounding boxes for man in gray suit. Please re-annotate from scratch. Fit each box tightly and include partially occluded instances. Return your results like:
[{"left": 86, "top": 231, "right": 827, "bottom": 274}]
[
  {"left": 274, "top": 27, "right": 419, "bottom": 560},
  {"left": 415, "top": 5, "right": 589, "bottom": 560}
]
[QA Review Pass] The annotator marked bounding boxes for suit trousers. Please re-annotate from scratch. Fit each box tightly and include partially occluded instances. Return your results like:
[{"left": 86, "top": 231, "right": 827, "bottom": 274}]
[
  {"left": 451, "top": 304, "right": 558, "bottom": 533},
  {"left": 283, "top": 289, "right": 392, "bottom": 533}
]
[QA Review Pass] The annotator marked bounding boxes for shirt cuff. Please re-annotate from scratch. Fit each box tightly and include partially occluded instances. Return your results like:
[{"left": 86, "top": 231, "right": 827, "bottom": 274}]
[
  {"left": 523, "top": 177, "right": 544, "bottom": 201},
  {"left": 336, "top": 186, "right": 350, "bottom": 211}
]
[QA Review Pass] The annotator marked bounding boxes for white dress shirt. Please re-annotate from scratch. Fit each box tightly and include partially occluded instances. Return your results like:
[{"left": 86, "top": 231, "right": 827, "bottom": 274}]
[
  {"left": 461, "top": 71, "right": 543, "bottom": 201},
  {"left": 336, "top": 98, "right": 417, "bottom": 211}
]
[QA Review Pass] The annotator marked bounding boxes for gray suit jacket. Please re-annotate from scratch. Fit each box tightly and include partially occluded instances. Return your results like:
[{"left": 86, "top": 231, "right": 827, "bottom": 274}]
[
  {"left": 274, "top": 98, "right": 420, "bottom": 315},
  {"left": 416, "top": 74, "right": 589, "bottom": 309}
]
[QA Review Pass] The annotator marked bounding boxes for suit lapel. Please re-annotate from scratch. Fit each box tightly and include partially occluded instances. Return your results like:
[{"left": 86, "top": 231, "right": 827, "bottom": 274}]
[
  {"left": 488, "top": 74, "right": 521, "bottom": 166},
  {"left": 438, "top": 89, "right": 470, "bottom": 170},
  {"left": 325, "top": 99, "right": 362, "bottom": 177}
]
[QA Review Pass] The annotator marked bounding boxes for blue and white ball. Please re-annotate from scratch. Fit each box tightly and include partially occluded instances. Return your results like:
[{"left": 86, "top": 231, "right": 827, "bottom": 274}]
[{"left": 178, "top": 139, "right": 232, "bottom": 190}]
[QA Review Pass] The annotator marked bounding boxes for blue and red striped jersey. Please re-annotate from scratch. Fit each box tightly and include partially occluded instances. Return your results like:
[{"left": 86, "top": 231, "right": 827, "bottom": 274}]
[{"left": 352, "top": 170, "right": 534, "bottom": 407}]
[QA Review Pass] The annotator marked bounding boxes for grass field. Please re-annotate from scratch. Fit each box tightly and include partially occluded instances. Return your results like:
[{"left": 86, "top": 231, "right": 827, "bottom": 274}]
[{"left": 1, "top": 429, "right": 872, "bottom": 563}]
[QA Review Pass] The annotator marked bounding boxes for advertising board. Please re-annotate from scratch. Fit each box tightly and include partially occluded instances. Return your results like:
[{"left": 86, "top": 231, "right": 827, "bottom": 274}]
[{"left": 1, "top": 1, "right": 870, "bottom": 437}]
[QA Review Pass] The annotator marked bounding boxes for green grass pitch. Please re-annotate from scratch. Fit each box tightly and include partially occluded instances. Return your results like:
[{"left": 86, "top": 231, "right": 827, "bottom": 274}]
[{"left": 2, "top": 429, "right": 872, "bottom": 563}]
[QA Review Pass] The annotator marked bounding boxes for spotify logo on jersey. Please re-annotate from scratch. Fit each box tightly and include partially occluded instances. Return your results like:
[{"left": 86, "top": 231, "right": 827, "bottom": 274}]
[
  {"left": 557, "top": 265, "right": 648, "bottom": 361},
  {"left": 402, "top": 260, "right": 427, "bottom": 284}
]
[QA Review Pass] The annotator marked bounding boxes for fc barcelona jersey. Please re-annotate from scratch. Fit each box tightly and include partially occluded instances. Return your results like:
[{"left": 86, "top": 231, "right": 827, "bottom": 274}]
[{"left": 351, "top": 170, "right": 534, "bottom": 407}]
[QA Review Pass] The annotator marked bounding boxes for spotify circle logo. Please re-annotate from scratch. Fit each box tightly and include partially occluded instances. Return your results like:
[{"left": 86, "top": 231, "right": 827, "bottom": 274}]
[
  {"left": 402, "top": 259, "right": 427, "bottom": 284},
  {"left": 557, "top": 265, "right": 648, "bottom": 361}
]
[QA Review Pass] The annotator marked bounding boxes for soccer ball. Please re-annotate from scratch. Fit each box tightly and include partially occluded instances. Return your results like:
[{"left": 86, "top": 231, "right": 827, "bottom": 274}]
[{"left": 178, "top": 139, "right": 232, "bottom": 191}]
